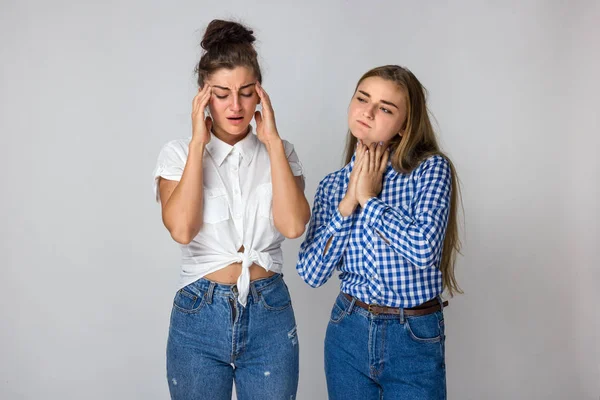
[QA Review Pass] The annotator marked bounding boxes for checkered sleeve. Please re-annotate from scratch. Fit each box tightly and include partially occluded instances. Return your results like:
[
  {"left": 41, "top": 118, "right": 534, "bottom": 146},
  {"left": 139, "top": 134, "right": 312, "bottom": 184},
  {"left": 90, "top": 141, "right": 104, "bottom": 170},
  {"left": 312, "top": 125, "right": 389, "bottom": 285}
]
[
  {"left": 296, "top": 176, "right": 353, "bottom": 287},
  {"left": 362, "top": 156, "right": 452, "bottom": 269}
]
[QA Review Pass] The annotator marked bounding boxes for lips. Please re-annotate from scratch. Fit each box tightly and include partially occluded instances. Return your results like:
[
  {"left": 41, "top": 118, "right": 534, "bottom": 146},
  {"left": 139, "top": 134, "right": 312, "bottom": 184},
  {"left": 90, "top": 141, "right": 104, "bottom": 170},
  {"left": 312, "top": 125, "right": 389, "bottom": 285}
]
[
  {"left": 227, "top": 116, "right": 245, "bottom": 125},
  {"left": 357, "top": 120, "right": 371, "bottom": 128}
]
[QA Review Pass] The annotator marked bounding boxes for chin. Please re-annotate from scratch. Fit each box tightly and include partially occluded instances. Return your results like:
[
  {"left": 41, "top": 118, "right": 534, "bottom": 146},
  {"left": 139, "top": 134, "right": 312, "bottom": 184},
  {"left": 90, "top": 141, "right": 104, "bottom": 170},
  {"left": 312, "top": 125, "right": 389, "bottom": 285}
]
[
  {"left": 218, "top": 117, "right": 252, "bottom": 136},
  {"left": 349, "top": 125, "right": 368, "bottom": 141},
  {"left": 227, "top": 125, "right": 251, "bottom": 135}
]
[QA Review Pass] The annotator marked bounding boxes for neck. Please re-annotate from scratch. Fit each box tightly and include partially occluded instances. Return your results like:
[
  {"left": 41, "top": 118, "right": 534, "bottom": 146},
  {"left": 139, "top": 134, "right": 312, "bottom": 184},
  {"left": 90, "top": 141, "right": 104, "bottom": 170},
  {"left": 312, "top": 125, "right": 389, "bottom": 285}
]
[
  {"left": 212, "top": 125, "right": 250, "bottom": 146},
  {"left": 360, "top": 139, "right": 388, "bottom": 147}
]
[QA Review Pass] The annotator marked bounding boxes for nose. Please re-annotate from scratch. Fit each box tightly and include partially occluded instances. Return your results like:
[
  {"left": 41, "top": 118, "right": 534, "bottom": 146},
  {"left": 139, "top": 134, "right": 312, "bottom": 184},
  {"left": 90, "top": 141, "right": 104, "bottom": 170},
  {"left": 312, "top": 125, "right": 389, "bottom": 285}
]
[
  {"left": 362, "top": 105, "right": 375, "bottom": 120},
  {"left": 230, "top": 94, "right": 242, "bottom": 112}
]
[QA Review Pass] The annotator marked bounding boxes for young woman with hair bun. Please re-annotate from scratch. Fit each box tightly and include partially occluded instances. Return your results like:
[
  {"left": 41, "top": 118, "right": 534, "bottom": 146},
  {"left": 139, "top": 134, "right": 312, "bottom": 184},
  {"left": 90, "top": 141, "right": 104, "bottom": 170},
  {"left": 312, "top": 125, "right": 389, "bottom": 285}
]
[{"left": 153, "top": 19, "right": 309, "bottom": 399}]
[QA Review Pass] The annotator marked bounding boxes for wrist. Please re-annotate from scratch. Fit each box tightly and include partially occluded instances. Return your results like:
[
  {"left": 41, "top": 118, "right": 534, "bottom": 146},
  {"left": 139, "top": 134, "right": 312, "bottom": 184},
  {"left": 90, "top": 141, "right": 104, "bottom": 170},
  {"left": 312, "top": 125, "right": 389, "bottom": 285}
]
[
  {"left": 189, "top": 139, "right": 206, "bottom": 154},
  {"left": 264, "top": 136, "right": 283, "bottom": 152},
  {"left": 339, "top": 196, "right": 357, "bottom": 217},
  {"left": 357, "top": 193, "right": 376, "bottom": 207}
]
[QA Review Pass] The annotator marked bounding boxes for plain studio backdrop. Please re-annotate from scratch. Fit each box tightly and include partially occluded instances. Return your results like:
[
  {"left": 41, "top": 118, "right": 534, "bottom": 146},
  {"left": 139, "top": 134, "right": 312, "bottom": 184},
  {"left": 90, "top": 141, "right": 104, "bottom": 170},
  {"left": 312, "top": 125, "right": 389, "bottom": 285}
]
[{"left": 1, "top": 1, "right": 598, "bottom": 399}]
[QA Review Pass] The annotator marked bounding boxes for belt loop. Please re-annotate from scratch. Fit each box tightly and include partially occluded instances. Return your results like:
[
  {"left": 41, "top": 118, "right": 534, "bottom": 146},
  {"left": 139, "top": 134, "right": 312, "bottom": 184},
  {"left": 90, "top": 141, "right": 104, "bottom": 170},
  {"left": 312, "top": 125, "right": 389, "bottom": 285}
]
[
  {"left": 399, "top": 307, "right": 405, "bottom": 324},
  {"left": 347, "top": 296, "right": 356, "bottom": 315},
  {"left": 206, "top": 282, "right": 216, "bottom": 304},
  {"left": 250, "top": 281, "right": 259, "bottom": 304},
  {"left": 437, "top": 295, "right": 444, "bottom": 311}
]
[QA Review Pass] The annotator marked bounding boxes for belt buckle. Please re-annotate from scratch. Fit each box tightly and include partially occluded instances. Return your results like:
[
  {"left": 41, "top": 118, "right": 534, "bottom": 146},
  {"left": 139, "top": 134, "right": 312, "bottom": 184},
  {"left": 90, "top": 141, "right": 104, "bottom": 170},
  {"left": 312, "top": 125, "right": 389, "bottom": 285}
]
[{"left": 368, "top": 304, "right": 380, "bottom": 315}]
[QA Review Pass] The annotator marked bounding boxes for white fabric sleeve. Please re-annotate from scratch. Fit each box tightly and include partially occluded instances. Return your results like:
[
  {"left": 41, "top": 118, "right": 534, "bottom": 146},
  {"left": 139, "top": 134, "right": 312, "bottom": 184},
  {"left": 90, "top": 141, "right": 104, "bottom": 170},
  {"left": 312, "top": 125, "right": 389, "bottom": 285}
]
[
  {"left": 152, "top": 140, "right": 188, "bottom": 202},
  {"left": 282, "top": 140, "right": 305, "bottom": 178}
]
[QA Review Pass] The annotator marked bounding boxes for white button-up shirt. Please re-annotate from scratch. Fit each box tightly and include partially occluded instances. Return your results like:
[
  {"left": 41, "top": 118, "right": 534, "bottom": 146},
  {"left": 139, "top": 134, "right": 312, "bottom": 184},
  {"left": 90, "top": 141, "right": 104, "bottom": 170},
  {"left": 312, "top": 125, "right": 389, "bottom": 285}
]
[{"left": 153, "top": 128, "right": 304, "bottom": 306}]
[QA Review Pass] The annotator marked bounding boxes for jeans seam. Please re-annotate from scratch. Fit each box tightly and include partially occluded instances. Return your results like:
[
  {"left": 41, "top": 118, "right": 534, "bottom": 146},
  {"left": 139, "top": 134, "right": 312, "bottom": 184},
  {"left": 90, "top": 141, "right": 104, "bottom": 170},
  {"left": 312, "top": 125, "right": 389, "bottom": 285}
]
[
  {"left": 230, "top": 298, "right": 237, "bottom": 363},
  {"left": 378, "top": 321, "right": 386, "bottom": 377},
  {"left": 238, "top": 305, "right": 246, "bottom": 358},
  {"left": 368, "top": 319, "right": 375, "bottom": 379}
]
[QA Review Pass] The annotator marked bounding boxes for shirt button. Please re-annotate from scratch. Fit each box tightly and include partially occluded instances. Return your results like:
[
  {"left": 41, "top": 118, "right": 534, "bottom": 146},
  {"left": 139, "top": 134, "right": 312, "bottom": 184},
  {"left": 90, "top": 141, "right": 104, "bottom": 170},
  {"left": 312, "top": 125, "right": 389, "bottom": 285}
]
[{"left": 232, "top": 165, "right": 238, "bottom": 171}]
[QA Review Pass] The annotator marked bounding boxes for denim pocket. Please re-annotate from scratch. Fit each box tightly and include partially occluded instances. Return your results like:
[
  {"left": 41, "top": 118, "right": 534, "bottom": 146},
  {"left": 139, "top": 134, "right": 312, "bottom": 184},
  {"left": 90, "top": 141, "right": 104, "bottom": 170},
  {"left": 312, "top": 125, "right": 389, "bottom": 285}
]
[
  {"left": 329, "top": 295, "right": 348, "bottom": 324},
  {"left": 172, "top": 287, "right": 206, "bottom": 314},
  {"left": 405, "top": 312, "right": 443, "bottom": 344},
  {"left": 259, "top": 279, "right": 292, "bottom": 311}
]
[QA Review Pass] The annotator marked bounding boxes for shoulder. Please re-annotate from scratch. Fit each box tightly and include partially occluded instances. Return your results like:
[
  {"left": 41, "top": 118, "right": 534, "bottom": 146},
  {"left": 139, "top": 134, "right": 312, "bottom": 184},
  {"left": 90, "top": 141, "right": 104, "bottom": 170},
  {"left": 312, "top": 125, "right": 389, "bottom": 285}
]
[
  {"left": 316, "top": 165, "right": 348, "bottom": 196},
  {"left": 412, "top": 154, "right": 452, "bottom": 186},
  {"left": 157, "top": 138, "right": 191, "bottom": 162},
  {"left": 159, "top": 138, "right": 190, "bottom": 154},
  {"left": 416, "top": 154, "right": 450, "bottom": 175}
]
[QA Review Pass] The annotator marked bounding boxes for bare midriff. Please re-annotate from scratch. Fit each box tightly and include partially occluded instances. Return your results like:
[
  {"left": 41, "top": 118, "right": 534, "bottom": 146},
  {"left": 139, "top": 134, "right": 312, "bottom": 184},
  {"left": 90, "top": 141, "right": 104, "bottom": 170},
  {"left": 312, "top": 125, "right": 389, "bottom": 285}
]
[
  {"left": 203, "top": 245, "right": 276, "bottom": 284},
  {"left": 204, "top": 263, "right": 276, "bottom": 284}
]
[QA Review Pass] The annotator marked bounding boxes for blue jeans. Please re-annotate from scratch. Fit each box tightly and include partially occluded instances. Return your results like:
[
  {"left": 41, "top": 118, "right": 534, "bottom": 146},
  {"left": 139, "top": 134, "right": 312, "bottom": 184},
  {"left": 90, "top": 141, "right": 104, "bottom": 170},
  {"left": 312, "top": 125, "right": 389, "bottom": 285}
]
[
  {"left": 166, "top": 273, "right": 299, "bottom": 400},
  {"left": 325, "top": 292, "right": 446, "bottom": 400}
]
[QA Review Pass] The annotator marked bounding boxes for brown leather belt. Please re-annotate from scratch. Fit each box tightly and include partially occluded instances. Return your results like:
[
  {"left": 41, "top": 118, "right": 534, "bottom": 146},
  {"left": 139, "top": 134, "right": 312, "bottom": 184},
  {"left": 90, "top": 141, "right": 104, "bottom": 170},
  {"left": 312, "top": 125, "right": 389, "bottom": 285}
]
[{"left": 343, "top": 293, "right": 448, "bottom": 317}]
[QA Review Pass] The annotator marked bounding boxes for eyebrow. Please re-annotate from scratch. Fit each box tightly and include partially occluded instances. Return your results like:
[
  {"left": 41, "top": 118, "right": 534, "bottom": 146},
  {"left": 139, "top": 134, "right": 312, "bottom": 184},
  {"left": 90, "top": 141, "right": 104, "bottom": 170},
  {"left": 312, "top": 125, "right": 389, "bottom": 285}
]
[
  {"left": 358, "top": 90, "right": 399, "bottom": 110},
  {"left": 212, "top": 83, "right": 256, "bottom": 91}
]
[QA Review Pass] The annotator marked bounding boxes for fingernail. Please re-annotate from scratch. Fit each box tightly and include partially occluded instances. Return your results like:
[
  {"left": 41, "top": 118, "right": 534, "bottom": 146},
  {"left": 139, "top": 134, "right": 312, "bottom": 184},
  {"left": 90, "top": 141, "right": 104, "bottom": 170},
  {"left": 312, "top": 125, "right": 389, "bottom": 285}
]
[
  {"left": 379, "top": 142, "right": 383, "bottom": 146},
  {"left": 387, "top": 147, "right": 391, "bottom": 152}
]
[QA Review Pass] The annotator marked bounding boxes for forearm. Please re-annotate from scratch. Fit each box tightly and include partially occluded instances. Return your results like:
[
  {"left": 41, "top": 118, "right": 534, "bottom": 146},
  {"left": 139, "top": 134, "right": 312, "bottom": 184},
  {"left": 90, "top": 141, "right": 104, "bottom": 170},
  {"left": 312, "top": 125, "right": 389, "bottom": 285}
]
[
  {"left": 296, "top": 221, "right": 350, "bottom": 287},
  {"left": 267, "top": 138, "right": 310, "bottom": 238},
  {"left": 363, "top": 197, "right": 447, "bottom": 269},
  {"left": 162, "top": 141, "right": 206, "bottom": 243}
]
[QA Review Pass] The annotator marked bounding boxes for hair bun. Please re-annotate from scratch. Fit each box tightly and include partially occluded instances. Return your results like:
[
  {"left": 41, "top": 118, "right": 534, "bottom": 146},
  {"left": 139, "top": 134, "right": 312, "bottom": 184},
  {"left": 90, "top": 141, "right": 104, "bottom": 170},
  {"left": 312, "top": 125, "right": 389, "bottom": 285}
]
[{"left": 201, "top": 20, "right": 255, "bottom": 51}]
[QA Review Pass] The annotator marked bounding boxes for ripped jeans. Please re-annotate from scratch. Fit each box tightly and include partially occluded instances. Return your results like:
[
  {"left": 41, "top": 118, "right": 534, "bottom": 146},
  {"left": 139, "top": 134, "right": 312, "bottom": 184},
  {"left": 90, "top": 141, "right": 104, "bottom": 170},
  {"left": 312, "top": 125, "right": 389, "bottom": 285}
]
[{"left": 167, "top": 273, "right": 299, "bottom": 400}]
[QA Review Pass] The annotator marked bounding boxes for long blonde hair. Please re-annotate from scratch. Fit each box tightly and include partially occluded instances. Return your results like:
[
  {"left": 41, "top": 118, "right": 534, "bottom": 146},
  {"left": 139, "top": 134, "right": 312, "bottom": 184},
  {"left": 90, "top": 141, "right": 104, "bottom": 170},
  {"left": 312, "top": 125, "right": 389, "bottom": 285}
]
[{"left": 344, "top": 65, "right": 463, "bottom": 296}]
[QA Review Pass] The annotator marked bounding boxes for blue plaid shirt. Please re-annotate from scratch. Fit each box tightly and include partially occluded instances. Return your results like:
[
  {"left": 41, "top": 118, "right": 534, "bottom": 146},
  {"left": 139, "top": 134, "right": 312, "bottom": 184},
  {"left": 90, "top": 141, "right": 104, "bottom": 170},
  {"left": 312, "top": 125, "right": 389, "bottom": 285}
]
[{"left": 296, "top": 154, "right": 451, "bottom": 308}]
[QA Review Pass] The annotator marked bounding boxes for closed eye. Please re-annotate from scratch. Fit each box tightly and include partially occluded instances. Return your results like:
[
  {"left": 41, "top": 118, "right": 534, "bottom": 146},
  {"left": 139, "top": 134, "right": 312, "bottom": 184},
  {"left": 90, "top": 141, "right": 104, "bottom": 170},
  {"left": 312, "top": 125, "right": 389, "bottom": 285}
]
[
  {"left": 215, "top": 94, "right": 228, "bottom": 99},
  {"left": 357, "top": 96, "right": 367, "bottom": 103}
]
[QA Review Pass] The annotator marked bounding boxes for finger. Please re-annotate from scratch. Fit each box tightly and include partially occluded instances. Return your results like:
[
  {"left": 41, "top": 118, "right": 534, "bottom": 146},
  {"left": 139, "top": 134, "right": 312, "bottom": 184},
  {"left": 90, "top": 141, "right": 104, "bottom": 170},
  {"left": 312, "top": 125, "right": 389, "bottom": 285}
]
[
  {"left": 204, "top": 116, "right": 213, "bottom": 133},
  {"left": 353, "top": 149, "right": 363, "bottom": 173},
  {"left": 359, "top": 149, "right": 368, "bottom": 172},
  {"left": 369, "top": 143, "right": 377, "bottom": 172},
  {"left": 254, "top": 110, "right": 263, "bottom": 127},
  {"left": 375, "top": 141, "right": 383, "bottom": 164},
  {"left": 199, "top": 85, "right": 212, "bottom": 108},
  {"left": 355, "top": 141, "right": 362, "bottom": 162},
  {"left": 359, "top": 141, "right": 368, "bottom": 161},
  {"left": 360, "top": 149, "right": 370, "bottom": 175},
  {"left": 379, "top": 146, "right": 390, "bottom": 174},
  {"left": 256, "top": 82, "right": 273, "bottom": 114},
  {"left": 192, "top": 90, "right": 201, "bottom": 113},
  {"left": 193, "top": 85, "right": 210, "bottom": 113},
  {"left": 255, "top": 81, "right": 265, "bottom": 101}
]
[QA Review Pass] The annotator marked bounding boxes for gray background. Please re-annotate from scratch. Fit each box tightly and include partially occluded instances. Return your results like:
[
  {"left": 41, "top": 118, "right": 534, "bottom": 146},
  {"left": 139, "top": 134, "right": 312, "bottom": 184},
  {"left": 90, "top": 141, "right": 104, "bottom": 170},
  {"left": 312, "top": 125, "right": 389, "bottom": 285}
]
[{"left": 1, "top": 0, "right": 598, "bottom": 399}]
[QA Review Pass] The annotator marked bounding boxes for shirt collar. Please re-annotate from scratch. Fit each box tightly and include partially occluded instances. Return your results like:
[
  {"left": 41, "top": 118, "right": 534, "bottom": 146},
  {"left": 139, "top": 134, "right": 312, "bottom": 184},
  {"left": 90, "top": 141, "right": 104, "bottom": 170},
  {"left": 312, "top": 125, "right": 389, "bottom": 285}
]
[{"left": 206, "top": 126, "right": 258, "bottom": 167}]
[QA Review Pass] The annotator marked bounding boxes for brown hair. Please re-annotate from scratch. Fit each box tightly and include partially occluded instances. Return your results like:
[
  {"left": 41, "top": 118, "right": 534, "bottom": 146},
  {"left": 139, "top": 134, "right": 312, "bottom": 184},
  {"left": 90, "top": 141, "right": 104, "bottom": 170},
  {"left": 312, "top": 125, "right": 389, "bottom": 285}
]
[
  {"left": 195, "top": 19, "right": 262, "bottom": 88},
  {"left": 344, "top": 65, "right": 463, "bottom": 296}
]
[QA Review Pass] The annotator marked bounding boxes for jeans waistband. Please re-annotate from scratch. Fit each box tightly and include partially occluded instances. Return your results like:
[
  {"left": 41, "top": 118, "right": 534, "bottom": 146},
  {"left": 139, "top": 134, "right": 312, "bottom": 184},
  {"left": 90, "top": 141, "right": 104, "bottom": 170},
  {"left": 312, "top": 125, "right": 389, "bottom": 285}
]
[{"left": 186, "top": 272, "right": 283, "bottom": 300}]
